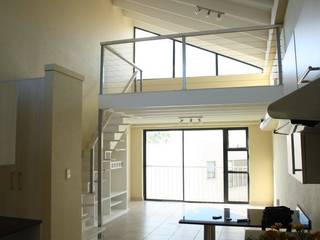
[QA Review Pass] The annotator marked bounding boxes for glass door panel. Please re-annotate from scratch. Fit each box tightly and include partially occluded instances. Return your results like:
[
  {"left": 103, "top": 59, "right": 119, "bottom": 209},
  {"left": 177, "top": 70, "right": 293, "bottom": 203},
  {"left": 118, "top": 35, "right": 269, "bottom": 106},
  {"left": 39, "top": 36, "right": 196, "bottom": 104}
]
[
  {"left": 145, "top": 131, "right": 183, "bottom": 200},
  {"left": 184, "top": 130, "right": 224, "bottom": 202}
]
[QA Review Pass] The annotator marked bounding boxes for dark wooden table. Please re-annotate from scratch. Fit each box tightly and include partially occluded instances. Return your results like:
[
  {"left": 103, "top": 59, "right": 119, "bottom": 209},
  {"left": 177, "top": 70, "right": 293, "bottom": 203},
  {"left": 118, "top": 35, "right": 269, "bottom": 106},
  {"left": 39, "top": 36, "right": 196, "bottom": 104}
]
[
  {"left": 0, "top": 216, "right": 41, "bottom": 240},
  {"left": 179, "top": 207, "right": 311, "bottom": 240}
]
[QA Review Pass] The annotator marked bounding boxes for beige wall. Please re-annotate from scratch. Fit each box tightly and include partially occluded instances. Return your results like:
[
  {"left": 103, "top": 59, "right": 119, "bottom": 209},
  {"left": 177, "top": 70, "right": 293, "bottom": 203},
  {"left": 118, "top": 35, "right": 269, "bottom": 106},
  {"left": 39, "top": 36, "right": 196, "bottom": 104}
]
[
  {"left": 248, "top": 125, "right": 274, "bottom": 205},
  {"left": 130, "top": 123, "right": 273, "bottom": 205},
  {"left": 0, "top": 0, "right": 133, "bottom": 148},
  {"left": 121, "top": 74, "right": 269, "bottom": 93}
]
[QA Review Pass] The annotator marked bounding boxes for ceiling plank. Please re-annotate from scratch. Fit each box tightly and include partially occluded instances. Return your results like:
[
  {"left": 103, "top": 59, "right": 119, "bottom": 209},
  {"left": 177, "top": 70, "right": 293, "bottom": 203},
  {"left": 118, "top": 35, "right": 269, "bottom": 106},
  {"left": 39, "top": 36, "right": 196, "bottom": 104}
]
[
  {"left": 172, "top": 0, "right": 271, "bottom": 25},
  {"left": 113, "top": 0, "right": 269, "bottom": 64},
  {"left": 113, "top": 0, "right": 269, "bottom": 38},
  {"left": 227, "top": 0, "right": 274, "bottom": 11},
  {"left": 123, "top": 11, "right": 265, "bottom": 66}
]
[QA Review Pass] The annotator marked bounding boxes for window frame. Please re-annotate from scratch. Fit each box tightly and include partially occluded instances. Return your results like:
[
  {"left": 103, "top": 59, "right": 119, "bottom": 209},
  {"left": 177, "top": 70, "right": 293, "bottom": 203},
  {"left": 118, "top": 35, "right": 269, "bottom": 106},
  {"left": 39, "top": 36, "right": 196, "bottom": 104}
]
[
  {"left": 133, "top": 27, "right": 262, "bottom": 79},
  {"left": 143, "top": 127, "right": 250, "bottom": 204}
]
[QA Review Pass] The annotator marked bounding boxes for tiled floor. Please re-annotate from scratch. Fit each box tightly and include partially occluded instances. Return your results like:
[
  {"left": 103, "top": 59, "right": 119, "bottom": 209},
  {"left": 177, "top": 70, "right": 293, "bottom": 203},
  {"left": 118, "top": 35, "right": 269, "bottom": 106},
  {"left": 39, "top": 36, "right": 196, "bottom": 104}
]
[{"left": 103, "top": 201, "right": 260, "bottom": 240}]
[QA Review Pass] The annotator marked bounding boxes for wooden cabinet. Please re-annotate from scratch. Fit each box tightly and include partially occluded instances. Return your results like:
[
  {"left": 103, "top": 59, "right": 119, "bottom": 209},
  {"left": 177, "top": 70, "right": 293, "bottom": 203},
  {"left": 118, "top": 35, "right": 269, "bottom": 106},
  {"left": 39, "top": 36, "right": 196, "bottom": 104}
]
[
  {"left": 294, "top": 0, "right": 320, "bottom": 81},
  {"left": 287, "top": 127, "right": 320, "bottom": 184},
  {"left": 0, "top": 83, "right": 17, "bottom": 166}
]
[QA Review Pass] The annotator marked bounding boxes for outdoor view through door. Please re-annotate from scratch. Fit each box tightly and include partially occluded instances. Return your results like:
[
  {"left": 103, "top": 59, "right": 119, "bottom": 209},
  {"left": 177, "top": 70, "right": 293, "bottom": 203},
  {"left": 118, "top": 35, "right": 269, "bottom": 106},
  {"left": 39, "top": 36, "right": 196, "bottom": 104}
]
[{"left": 144, "top": 128, "right": 249, "bottom": 203}]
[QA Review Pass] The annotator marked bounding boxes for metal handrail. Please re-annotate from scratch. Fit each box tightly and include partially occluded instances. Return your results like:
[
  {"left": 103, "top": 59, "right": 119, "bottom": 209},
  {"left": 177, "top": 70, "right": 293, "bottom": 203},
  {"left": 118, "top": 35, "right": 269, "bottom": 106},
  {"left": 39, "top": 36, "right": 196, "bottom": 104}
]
[
  {"left": 298, "top": 66, "right": 320, "bottom": 84},
  {"left": 122, "top": 71, "right": 138, "bottom": 93},
  {"left": 104, "top": 45, "right": 143, "bottom": 92},
  {"left": 101, "top": 24, "right": 282, "bottom": 46}
]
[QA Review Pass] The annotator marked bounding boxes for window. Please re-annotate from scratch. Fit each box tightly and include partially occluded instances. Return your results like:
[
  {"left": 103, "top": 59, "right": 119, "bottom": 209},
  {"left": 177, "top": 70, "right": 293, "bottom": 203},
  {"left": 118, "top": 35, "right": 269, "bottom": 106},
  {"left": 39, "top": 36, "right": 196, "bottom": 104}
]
[
  {"left": 134, "top": 27, "right": 262, "bottom": 79},
  {"left": 135, "top": 28, "right": 173, "bottom": 79},
  {"left": 207, "top": 161, "right": 216, "bottom": 179},
  {"left": 144, "top": 128, "right": 249, "bottom": 203},
  {"left": 226, "top": 129, "right": 249, "bottom": 202},
  {"left": 175, "top": 42, "right": 216, "bottom": 77},
  {"left": 217, "top": 55, "right": 262, "bottom": 75}
]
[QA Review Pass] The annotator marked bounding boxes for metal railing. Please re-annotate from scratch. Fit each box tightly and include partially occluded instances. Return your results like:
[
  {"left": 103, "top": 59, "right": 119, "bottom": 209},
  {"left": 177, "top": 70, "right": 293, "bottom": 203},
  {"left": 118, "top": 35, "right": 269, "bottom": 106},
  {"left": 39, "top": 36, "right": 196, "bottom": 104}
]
[
  {"left": 99, "top": 24, "right": 283, "bottom": 95},
  {"left": 145, "top": 165, "right": 248, "bottom": 202}
]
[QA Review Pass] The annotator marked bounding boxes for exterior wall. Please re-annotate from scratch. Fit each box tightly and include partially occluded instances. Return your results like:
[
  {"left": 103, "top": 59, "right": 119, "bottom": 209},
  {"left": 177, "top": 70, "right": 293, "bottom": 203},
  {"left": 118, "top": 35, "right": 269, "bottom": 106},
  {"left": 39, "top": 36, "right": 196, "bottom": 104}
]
[
  {"left": 130, "top": 123, "right": 274, "bottom": 205},
  {"left": 273, "top": 0, "right": 320, "bottom": 229},
  {"left": 0, "top": 0, "right": 133, "bottom": 148}
]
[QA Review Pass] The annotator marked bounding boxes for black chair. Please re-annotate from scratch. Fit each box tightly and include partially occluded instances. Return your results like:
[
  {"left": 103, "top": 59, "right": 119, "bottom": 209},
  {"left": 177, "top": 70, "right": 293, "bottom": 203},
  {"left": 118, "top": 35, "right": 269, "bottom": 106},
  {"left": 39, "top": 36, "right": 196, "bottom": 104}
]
[{"left": 261, "top": 206, "right": 294, "bottom": 232}]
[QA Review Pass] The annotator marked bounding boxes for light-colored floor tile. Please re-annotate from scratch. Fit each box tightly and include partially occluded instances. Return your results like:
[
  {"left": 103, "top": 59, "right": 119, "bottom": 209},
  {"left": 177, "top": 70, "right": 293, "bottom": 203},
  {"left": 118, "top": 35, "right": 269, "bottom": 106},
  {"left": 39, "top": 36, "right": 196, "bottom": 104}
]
[{"left": 102, "top": 201, "right": 259, "bottom": 240}]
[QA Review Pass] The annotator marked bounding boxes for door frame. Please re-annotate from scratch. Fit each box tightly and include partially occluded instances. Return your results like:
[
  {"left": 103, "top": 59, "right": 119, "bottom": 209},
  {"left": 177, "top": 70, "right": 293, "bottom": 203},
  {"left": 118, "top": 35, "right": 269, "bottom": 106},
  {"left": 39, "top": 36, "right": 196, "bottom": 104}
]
[{"left": 143, "top": 127, "right": 249, "bottom": 204}]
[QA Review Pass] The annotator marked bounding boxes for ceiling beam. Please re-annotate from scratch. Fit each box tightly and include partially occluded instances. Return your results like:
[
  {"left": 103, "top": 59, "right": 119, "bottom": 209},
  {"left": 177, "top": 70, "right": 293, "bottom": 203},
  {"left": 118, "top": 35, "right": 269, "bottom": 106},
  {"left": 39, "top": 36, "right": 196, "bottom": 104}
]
[
  {"left": 172, "top": 0, "right": 271, "bottom": 25},
  {"left": 271, "top": 0, "right": 288, "bottom": 24},
  {"left": 227, "top": 0, "right": 274, "bottom": 11}
]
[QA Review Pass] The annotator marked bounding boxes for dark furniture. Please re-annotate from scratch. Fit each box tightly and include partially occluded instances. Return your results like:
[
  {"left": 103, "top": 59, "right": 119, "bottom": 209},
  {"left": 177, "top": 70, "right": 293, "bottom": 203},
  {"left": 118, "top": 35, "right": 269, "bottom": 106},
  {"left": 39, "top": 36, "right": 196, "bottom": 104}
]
[
  {"left": 0, "top": 217, "right": 41, "bottom": 240},
  {"left": 179, "top": 207, "right": 311, "bottom": 240},
  {"left": 261, "top": 206, "right": 294, "bottom": 231}
]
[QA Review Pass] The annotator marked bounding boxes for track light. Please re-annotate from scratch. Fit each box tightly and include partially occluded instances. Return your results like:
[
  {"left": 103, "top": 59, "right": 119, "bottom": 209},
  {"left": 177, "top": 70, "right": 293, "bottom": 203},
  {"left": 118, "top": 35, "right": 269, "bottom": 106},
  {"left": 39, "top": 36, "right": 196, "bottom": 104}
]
[
  {"left": 206, "top": 10, "right": 211, "bottom": 18},
  {"left": 194, "top": 5, "right": 225, "bottom": 21},
  {"left": 179, "top": 116, "right": 203, "bottom": 124},
  {"left": 194, "top": 6, "right": 201, "bottom": 15}
]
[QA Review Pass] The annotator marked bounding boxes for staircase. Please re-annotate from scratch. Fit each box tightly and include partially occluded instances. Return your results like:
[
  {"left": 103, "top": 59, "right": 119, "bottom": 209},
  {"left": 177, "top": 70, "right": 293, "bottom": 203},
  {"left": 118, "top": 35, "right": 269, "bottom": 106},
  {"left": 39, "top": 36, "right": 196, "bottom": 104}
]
[{"left": 81, "top": 111, "right": 129, "bottom": 240}]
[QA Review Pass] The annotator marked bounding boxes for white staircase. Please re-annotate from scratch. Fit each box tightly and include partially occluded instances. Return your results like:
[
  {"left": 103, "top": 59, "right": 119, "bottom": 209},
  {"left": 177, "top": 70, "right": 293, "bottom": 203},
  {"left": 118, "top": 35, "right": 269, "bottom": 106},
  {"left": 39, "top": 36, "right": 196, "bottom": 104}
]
[{"left": 81, "top": 112, "right": 129, "bottom": 240}]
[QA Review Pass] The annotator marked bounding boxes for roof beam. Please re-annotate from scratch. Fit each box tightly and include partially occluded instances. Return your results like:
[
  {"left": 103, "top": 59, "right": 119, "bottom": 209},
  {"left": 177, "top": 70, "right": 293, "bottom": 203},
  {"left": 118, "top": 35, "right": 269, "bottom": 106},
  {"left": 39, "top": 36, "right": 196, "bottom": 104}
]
[
  {"left": 227, "top": 0, "right": 274, "bottom": 11},
  {"left": 172, "top": 0, "right": 271, "bottom": 25}
]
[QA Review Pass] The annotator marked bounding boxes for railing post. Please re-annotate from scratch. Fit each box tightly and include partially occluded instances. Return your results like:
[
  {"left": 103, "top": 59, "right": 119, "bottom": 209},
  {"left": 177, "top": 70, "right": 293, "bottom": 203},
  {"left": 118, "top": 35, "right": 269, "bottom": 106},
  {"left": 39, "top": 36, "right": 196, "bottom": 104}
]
[
  {"left": 97, "top": 109, "right": 103, "bottom": 239},
  {"left": 276, "top": 27, "right": 283, "bottom": 86},
  {"left": 99, "top": 46, "right": 105, "bottom": 94},
  {"left": 89, "top": 147, "right": 94, "bottom": 194},
  {"left": 98, "top": 45, "right": 104, "bottom": 239},
  {"left": 139, "top": 70, "right": 143, "bottom": 92},
  {"left": 134, "top": 78, "right": 137, "bottom": 93},
  {"left": 182, "top": 36, "right": 187, "bottom": 90}
]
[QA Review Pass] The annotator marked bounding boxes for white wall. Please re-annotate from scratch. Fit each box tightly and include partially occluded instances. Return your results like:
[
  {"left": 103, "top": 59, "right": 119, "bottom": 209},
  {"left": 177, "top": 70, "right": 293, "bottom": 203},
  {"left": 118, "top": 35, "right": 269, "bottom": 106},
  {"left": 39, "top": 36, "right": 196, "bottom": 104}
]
[{"left": 273, "top": 0, "right": 320, "bottom": 229}]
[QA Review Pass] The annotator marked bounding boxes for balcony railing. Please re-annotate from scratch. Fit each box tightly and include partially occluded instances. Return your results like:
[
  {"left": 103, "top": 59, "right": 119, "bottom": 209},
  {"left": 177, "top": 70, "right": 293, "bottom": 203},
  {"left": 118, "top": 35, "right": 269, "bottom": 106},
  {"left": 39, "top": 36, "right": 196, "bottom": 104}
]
[
  {"left": 100, "top": 25, "right": 283, "bottom": 94},
  {"left": 146, "top": 165, "right": 248, "bottom": 202}
]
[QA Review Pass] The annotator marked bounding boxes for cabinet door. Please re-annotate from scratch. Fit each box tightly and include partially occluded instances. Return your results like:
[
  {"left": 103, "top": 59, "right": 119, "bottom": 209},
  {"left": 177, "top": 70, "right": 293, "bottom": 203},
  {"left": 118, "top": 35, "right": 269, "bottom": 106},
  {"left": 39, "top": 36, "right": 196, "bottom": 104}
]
[
  {"left": 0, "top": 83, "right": 17, "bottom": 165},
  {"left": 294, "top": 0, "right": 320, "bottom": 81},
  {"left": 0, "top": 165, "right": 18, "bottom": 217},
  {"left": 14, "top": 83, "right": 43, "bottom": 219}
]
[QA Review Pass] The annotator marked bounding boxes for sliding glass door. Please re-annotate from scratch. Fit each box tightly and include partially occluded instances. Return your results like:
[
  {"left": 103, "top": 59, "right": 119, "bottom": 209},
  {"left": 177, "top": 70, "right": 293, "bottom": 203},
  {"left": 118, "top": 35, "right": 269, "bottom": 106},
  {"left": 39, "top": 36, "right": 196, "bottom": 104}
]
[
  {"left": 145, "top": 131, "right": 183, "bottom": 200},
  {"left": 184, "top": 130, "right": 224, "bottom": 202},
  {"left": 144, "top": 128, "right": 249, "bottom": 203}
]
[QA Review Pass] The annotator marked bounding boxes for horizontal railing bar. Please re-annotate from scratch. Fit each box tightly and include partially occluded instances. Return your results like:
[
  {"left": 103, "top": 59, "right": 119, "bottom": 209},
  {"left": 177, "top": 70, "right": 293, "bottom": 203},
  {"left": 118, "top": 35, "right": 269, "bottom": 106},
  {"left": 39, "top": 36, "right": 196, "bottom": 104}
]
[
  {"left": 101, "top": 25, "right": 282, "bottom": 46},
  {"left": 105, "top": 45, "right": 142, "bottom": 71}
]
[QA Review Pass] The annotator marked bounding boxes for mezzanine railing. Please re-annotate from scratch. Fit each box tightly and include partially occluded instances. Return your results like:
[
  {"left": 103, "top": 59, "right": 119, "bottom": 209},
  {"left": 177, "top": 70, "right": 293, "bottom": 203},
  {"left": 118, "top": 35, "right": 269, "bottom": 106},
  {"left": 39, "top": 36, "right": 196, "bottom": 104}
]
[{"left": 99, "top": 24, "right": 283, "bottom": 95}]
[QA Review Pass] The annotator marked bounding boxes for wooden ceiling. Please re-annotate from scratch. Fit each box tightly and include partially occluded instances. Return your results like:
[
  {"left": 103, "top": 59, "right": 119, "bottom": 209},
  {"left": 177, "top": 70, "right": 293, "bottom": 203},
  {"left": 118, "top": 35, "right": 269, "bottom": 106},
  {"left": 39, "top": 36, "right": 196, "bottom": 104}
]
[{"left": 112, "top": 0, "right": 287, "bottom": 71}]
